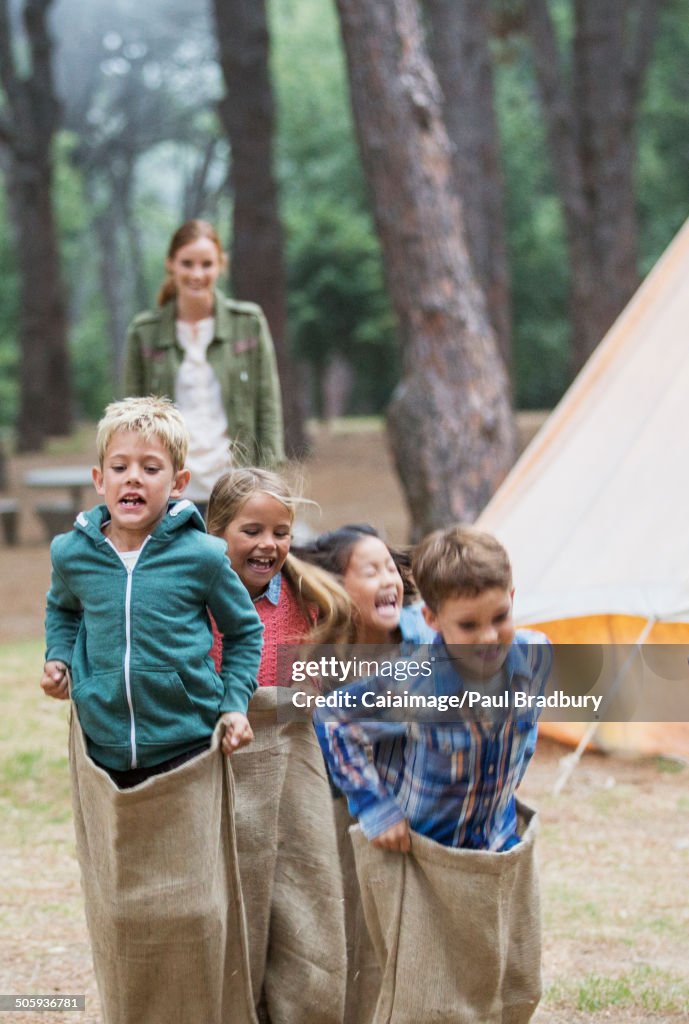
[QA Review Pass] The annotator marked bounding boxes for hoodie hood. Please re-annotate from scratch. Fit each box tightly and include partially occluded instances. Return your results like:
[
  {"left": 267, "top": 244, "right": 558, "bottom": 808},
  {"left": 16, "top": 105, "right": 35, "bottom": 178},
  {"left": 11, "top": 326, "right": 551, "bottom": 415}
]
[{"left": 74, "top": 499, "right": 206, "bottom": 546}]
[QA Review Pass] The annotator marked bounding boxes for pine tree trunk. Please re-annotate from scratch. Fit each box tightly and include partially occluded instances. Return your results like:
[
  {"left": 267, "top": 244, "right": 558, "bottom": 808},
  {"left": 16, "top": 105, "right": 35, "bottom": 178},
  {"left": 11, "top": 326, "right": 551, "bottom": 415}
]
[
  {"left": 525, "top": 0, "right": 663, "bottom": 372},
  {"left": 0, "top": 0, "right": 72, "bottom": 450},
  {"left": 335, "top": 0, "right": 515, "bottom": 538},
  {"left": 424, "top": 0, "right": 512, "bottom": 367},
  {"left": 213, "top": 0, "right": 308, "bottom": 456},
  {"left": 568, "top": 0, "right": 639, "bottom": 370}
]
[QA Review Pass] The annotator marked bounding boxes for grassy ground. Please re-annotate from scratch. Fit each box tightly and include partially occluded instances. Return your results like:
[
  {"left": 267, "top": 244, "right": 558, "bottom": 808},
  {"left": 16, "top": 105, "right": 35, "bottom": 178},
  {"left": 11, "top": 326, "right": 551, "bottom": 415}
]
[
  {"left": 3, "top": 418, "right": 689, "bottom": 1021},
  {"left": 2, "top": 639, "right": 688, "bottom": 1023},
  {"left": 0, "top": 641, "right": 99, "bottom": 1024}
]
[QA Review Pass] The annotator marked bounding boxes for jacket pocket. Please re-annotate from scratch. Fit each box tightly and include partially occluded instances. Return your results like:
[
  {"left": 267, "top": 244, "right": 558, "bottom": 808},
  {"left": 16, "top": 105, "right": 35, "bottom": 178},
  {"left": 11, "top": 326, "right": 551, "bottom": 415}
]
[
  {"left": 129, "top": 667, "right": 213, "bottom": 747},
  {"left": 71, "top": 670, "right": 130, "bottom": 750}
]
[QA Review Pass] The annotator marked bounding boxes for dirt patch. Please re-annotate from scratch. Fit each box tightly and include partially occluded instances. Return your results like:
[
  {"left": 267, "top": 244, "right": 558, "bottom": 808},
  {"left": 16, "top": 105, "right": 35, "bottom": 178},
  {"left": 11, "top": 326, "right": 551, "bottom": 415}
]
[
  {"left": 5, "top": 413, "right": 687, "bottom": 1022},
  {"left": 2, "top": 669, "right": 687, "bottom": 1024},
  {"left": 524, "top": 742, "right": 689, "bottom": 1022},
  {"left": 1, "top": 415, "right": 548, "bottom": 643}
]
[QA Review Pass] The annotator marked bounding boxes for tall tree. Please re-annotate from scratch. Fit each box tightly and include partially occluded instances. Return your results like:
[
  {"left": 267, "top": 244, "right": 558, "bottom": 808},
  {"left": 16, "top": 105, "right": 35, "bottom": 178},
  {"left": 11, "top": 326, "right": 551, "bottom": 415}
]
[
  {"left": 524, "top": 0, "right": 665, "bottom": 371},
  {"left": 335, "top": 0, "right": 515, "bottom": 537},
  {"left": 0, "top": 0, "right": 72, "bottom": 449},
  {"left": 213, "top": 0, "right": 307, "bottom": 456},
  {"left": 55, "top": 0, "right": 228, "bottom": 391},
  {"left": 423, "top": 0, "right": 512, "bottom": 366}
]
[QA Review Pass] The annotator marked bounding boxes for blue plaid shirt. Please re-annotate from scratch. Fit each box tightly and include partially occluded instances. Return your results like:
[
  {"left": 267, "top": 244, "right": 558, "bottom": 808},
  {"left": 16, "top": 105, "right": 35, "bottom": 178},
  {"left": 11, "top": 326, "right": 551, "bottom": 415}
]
[{"left": 315, "top": 631, "right": 552, "bottom": 850}]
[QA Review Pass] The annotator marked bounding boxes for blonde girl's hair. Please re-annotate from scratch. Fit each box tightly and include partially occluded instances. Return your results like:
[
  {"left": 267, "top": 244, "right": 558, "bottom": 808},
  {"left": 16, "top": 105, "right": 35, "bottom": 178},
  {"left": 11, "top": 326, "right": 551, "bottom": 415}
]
[
  {"left": 96, "top": 396, "right": 189, "bottom": 472},
  {"left": 284, "top": 554, "right": 353, "bottom": 646},
  {"left": 157, "top": 219, "right": 228, "bottom": 306},
  {"left": 206, "top": 468, "right": 353, "bottom": 642}
]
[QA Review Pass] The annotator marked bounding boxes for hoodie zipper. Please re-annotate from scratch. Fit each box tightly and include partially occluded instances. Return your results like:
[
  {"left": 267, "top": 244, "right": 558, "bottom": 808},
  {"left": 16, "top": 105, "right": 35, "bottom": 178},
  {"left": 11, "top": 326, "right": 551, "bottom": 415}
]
[
  {"left": 121, "top": 536, "right": 152, "bottom": 769},
  {"left": 91, "top": 504, "right": 196, "bottom": 770}
]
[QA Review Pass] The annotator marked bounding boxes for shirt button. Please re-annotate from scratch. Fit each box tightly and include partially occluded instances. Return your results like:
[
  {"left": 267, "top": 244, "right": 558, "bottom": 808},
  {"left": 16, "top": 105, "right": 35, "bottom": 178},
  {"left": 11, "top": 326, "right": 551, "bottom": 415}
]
[
  {"left": 488, "top": 764, "right": 495, "bottom": 775},
  {"left": 240, "top": 370, "right": 249, "bottom": 382}
]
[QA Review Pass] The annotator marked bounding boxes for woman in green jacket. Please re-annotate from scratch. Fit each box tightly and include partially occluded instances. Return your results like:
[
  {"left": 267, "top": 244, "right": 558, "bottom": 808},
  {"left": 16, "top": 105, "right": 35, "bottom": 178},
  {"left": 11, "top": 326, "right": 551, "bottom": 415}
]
[{"left": 124, "top": 220, "right": 285, "bottom": 512}]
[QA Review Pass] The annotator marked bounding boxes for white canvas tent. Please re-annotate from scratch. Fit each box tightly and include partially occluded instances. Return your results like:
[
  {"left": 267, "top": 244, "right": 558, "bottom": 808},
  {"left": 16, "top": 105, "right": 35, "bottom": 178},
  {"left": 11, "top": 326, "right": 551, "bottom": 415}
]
[{"left": 478, "top": 217, "right": 689, "bottom": 758}]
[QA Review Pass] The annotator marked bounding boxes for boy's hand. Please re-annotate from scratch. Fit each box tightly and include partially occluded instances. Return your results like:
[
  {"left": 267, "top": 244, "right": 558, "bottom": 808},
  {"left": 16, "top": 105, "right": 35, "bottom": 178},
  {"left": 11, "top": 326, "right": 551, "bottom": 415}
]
[
  {"left": 221, "top": 712, "right": 254, "bottom": 755},
  {"left": 41, "top": 661, "right": 69, "bottom": 700},
  {"left": 372, "top": 819, "right": 411, "bottom": 853}
]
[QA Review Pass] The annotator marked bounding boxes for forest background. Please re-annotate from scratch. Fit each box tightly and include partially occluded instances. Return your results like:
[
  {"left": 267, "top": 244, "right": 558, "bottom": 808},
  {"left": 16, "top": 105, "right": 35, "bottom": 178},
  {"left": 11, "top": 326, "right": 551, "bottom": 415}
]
[
  {"left": 1, "top": 0, "right": 689, "bottom": 532},
  {"left": 2, "top": 8, "right": 689, "bottom": 1017}
]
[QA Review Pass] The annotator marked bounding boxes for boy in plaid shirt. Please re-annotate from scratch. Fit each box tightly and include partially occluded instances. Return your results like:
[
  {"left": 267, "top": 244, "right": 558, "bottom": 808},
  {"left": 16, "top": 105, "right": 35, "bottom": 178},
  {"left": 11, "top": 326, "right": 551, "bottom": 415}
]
[
  {"left": 316, "top": 524, "right": 552, "bottom": 852},
  {"left": 316, "top": 525, "right": 552, "bottom": 1023}
]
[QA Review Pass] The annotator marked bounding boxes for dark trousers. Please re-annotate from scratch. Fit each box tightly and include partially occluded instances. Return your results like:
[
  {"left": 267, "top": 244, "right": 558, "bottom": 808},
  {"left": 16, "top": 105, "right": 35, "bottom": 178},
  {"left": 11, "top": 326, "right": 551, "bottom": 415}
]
[{"left": 95, "top": 741, "right": 211, "bottom": 790}]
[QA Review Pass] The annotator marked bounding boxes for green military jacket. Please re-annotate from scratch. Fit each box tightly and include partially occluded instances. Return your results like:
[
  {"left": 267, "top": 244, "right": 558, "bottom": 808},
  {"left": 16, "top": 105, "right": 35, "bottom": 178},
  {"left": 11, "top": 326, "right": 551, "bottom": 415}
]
[{"left": 124, "top": 290, "right": 285, "bottom": 466}]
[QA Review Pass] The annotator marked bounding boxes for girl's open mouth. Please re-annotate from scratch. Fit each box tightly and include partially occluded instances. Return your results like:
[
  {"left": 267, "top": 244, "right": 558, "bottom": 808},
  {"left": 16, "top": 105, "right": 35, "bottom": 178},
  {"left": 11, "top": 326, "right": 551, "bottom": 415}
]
[
  {"left": 247, "top": 556, "right": 275, "bottom": 572},
  {"left": 374, "top": 592, "right": 400, "bottom": 619}
]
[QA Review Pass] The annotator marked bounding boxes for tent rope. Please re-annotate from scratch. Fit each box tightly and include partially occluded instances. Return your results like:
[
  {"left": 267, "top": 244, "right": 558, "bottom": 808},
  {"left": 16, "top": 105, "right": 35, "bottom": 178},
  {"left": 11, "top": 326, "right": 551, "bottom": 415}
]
[{"left": 552, "top": 617, "right": 657, "bottom": 795}]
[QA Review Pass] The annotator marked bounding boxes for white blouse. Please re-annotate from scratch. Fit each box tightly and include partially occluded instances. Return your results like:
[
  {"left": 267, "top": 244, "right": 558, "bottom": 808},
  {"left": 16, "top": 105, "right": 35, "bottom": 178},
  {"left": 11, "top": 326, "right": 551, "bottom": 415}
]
[{"left": 174, "top": 317, "right": 232, "bottom": 502}]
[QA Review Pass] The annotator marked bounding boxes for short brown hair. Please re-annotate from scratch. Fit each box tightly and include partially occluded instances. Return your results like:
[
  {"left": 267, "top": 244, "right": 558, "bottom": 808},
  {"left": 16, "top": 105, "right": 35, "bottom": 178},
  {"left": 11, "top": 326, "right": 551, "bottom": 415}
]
[{"left": 412, "top": 524, "right": 512, "bottom": 612}]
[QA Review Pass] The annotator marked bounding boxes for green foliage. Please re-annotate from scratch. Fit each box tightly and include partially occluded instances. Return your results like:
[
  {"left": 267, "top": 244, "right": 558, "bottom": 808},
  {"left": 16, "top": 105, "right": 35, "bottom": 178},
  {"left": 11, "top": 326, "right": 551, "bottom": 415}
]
[
  {"left": 496, "top": 35, "right": 571, "bottom": 408},
  {"left": 54, "top": 134, "right": 90, "bottom": 255},
  {"left": 53, "top": 134, "right": 113, "bottom": 420},
  {"left": 2, "top": 0, "right": 689, "bottom": 434},
  {"left": 0, "top": 187, "right": 19, "bottom": 429},
  {"left": 493, "top": 0, "right": 689, "bottom": 407},
  {"left": 69, "top": 306, "right": 113, "bottom": 420},
  {"left": 272, "top": 0, "right": 397, "bottom": 415},
  {"left": 285, "top": 199, "right": 397, "bottom": 415},
  {"left": 271, "top": 0, "right": 363, "bottom": 202},
  {"left": 637, "top": 0, "right": 689, "bottom": 271},
  {"left": 546, "top": 964, "right": 689, "bottom": 1014}
]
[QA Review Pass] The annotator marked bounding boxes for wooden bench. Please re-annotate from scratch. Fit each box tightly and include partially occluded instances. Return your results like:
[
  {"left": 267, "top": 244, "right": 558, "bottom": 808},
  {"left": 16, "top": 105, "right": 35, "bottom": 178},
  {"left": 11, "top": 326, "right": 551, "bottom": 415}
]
[
  {"left": 24, "top": 466, "right": 94, "bottom": 541},
  {"left": 0, "top": 497, "right": 19, "bottom": 546},
  {"left": 33, "top": 499, "right": 76, "bottom": 539}
]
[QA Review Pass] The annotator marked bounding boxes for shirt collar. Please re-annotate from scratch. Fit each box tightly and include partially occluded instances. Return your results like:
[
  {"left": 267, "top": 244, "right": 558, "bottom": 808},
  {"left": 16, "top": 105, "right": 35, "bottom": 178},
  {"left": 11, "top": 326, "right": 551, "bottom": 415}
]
[{"left": 254, "top": 572, "right": 282, "bottom": 606}]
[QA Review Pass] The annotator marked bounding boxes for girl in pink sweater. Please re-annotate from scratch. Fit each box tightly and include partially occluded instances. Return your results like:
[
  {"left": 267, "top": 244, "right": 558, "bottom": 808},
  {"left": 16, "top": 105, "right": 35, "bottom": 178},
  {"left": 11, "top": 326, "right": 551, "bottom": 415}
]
[
  {"left": 208, "top": 467, "right": 351, "bottom": 681},
  {"left": 207, "top": 468, "right": 350, "bottom": 1024}
]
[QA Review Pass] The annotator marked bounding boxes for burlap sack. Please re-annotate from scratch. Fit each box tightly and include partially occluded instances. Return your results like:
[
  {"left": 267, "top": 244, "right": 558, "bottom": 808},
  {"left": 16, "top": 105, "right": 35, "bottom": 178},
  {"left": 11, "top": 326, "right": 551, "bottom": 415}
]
[
  {"left": 332, "top": 796, "right": 381, "bottom": 1024},
  {"left": 69, "top": 709, "right": 257, "bottom": 1024},
  {"left": 351, "top": 802, "right": 541, "bottom": 1024},
  {"left": 232, "top": 688, "right": 347, "bottom": 1024}
]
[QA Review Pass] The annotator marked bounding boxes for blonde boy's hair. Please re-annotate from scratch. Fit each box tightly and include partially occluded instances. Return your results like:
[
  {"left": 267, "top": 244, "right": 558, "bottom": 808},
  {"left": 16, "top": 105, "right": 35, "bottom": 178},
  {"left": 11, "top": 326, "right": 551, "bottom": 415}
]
[
  {"left": 96, "top": 396, "right": 189, "bottom": 472},
  {"left": 412, "top": 524, "right": 512, "bottom": 612}
]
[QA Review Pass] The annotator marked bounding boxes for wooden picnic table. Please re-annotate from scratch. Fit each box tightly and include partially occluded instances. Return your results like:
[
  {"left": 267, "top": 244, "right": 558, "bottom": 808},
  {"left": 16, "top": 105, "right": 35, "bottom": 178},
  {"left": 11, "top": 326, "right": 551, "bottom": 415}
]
[
  {"left": 24, "top": 466, "right": 96, "bottom": 513},
  {"left": 24, "top": 466, "right": 96, "bottom": 539}
]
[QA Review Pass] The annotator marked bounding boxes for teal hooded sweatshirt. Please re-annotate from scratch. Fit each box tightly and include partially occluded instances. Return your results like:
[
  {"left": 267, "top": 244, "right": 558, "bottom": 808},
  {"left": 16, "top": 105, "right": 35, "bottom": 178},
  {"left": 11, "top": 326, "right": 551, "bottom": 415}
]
[{"left": 45, "top": 500, "right": 263, "bottom": 771}]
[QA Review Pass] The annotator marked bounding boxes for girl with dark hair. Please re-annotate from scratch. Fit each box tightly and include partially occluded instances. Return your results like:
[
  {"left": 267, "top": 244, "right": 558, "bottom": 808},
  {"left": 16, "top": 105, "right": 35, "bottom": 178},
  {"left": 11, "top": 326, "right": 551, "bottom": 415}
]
[
  {"left": 293, "top": 524, "right": 434, "bottom": 1024},
  {"left": 293, "top": 524, "right": 433, "bottom": 646}
]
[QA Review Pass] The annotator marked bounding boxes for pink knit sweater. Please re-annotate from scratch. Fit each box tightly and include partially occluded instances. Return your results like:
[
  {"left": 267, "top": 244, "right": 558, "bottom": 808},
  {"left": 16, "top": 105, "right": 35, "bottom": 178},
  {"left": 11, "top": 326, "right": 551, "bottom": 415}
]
[{"left": 211, "top": 575, "right": 314, "bottom": 687}]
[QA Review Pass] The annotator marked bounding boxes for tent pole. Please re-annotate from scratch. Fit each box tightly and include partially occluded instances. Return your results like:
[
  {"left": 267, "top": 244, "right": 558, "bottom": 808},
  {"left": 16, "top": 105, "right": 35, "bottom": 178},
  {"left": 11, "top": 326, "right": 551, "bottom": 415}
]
[{"left": 552, "top": 618, "right": 656, "bottom": 795}]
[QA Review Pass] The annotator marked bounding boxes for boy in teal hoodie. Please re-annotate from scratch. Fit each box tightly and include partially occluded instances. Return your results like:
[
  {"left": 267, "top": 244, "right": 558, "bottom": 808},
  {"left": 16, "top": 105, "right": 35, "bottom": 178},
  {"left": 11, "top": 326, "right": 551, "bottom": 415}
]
[{"left": 41, "top": 395, "right": 263, "bottom": 787}]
